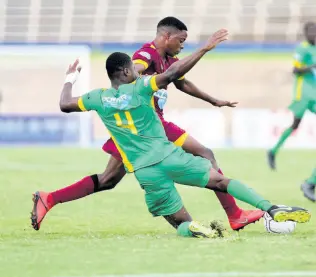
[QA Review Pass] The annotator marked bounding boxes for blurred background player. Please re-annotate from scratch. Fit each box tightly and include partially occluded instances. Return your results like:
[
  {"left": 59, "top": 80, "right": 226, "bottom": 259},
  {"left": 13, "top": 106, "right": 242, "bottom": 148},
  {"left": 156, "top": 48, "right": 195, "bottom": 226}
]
[
  {"left": 268, "top": 22, "right": 316, "bottom": 170},
  {"left": 31, "top": 17, "right": 264, "bottom": 232},
  {"left": 301, "top": 168, "right": 316, "bottom": 202}
]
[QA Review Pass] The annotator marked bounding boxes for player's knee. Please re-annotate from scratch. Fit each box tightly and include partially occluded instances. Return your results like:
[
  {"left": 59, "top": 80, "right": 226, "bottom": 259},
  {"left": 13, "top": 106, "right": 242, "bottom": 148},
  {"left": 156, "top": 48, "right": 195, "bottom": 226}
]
[
  {"left": 214, "top": 179, "right": 229, "bottom": 192},
  {"left": 97, "top": 171, "right": 119, "bottom": 191},
  {"left": 206, "top": 171, "right": 229, "bottom": 192}
]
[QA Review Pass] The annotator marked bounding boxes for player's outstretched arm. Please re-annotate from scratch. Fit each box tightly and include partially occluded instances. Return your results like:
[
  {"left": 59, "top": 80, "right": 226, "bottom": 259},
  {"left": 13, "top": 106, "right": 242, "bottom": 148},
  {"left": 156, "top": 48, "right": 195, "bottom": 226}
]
[
  {"left": 59, "top": 59, "right": 82, "bottom": 113},
  {"left": 293, "top": 64, "right": 316, "bottom": 74},
  {"left": 174, "top": 78, "right": 238, "bottom": 108},
  {"left": 154, "top": 29, "right": 228, "bottom": 89}
]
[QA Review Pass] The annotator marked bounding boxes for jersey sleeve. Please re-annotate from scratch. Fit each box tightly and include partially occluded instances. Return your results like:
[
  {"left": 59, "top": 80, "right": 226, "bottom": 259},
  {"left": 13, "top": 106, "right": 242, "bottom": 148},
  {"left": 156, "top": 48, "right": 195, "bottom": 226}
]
[
  {"left": 132, "top": 48, "right": 156, "bottom": 70},
  {"left": 170, "top": 56, "right": 185, "bottom": 80},
  {"left": 135, "top": 76, "right": 159, "bottom": 95},
  {"left": 78, "top": 89, "right": 102, "bottom": 111},
  {"left": 293, "top": 44, "right": 308, "bottom": 68}
]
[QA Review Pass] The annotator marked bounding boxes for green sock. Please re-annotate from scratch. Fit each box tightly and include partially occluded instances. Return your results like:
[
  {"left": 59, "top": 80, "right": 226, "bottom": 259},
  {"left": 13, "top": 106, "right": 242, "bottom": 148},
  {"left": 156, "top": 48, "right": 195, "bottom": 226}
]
[
  {"left": 227, "top": 180, "right": 273, "bottom": 211},
  {"left": 307, "top": 169, "right": 316, "bottom": 185},
  {"left": 177, "top": 221, "right": 193, "bottom": 237},
  {"left": 271, "top": 127, "right": 293, "bottom": 155}
]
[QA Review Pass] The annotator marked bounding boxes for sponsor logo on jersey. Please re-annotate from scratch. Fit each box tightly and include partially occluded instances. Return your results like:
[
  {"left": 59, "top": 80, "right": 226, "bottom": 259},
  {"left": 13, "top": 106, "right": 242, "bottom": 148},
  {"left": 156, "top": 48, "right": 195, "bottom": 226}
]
[
  {"left": 139, "top": 51, "right": 151, "bottom": 60},
  {"left": 102, "top": 94, "right": 132, "bottom": 110}
]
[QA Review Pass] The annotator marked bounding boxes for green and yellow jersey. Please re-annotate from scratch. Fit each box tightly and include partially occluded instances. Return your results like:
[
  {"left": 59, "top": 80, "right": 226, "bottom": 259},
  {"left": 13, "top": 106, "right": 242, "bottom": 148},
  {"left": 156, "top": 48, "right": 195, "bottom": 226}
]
[
  {"left": 78, "top": 76, "right": 176, "bottom": 173},
  {"left": 293, "top": 41, "right": 316, "bottom": 101}
]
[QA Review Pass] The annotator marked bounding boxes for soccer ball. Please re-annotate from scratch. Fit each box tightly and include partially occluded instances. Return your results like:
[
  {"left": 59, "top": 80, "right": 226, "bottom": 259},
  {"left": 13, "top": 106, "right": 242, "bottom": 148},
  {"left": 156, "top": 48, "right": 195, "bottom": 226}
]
[{"left": 263, "top": 212, "right": 296, "bottom": 234}]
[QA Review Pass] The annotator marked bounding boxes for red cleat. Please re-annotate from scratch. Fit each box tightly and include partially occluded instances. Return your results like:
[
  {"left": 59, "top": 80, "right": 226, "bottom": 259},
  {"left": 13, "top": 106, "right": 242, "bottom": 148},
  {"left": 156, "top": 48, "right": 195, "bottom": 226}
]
[
  {"left": 229, "top": 209, "right": 265, "bottom": 231},
  {"left": 31, "top": 191, "right": 53, "bottom": 231}
]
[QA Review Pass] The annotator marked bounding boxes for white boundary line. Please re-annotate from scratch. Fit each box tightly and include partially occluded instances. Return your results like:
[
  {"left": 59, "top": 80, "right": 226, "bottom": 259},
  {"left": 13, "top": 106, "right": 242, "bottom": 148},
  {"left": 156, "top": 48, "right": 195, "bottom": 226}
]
[{"left": 63, "top": 272, "right": 316, "bottom": 277}]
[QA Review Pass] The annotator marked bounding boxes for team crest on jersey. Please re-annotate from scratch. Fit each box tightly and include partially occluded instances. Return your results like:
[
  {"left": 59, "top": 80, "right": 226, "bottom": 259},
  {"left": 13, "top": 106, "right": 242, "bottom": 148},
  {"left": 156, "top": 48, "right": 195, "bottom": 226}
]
[
  {"left": 139, "top": 51, "right": 151, "bottom": 60},
  {"left": 102, "top": 94, "right": 132, "bottom": 110}
]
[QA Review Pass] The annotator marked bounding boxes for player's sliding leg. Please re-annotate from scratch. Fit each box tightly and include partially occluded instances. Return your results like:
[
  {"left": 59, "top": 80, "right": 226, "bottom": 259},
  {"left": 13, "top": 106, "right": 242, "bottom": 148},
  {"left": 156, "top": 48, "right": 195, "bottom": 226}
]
[
  {"left": 301, "top": 168, "right": 316, "bottom": 202},
  {"left": 164, "top": 207, "right": 216, "bottom": 238},
  {"left": 166, "top": 208, "right": 225, "bottom": 238},
  {"left": 268, "top": 114, "right": 302, "bottom": 170},
  {"left": 31, "top": 156, "right": 125, "bottom": 230},
  {"left": 182, "top": 135, "right": 264, "bottom": 230},
  {"left": 135, "top": 159, "right": 224, "bottom": 239},
  {"left": 206, "top": 168, "right": 311, "bottom": 223},
  {"left": 163, "top": 205, "right": 225, "bottom": 238}
]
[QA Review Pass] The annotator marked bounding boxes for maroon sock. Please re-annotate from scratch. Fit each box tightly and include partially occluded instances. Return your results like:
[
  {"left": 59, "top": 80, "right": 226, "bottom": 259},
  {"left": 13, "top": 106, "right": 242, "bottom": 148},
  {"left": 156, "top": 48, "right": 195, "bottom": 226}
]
[
  {"left": 49, "top": 175, "right": 98, "bottom": 207},
  {"left": 214, "top": 168, "right": 242, "bottom": 217}
]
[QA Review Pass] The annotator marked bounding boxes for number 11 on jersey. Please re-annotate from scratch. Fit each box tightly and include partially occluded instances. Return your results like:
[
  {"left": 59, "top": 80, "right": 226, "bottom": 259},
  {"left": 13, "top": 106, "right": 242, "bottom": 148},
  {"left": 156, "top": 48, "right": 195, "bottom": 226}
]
[{"left": 114, "top": 111, "right": 138, "bottom": 134}]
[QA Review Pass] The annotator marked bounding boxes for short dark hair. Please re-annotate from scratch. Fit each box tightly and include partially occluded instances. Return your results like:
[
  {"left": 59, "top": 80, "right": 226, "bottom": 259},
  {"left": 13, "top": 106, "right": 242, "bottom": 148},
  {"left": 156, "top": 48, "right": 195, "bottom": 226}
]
[
  {"left": 304, "top": 21, "right": 315, "bottom": 33},
  {"left": 106, "top": 52, "right": 131, "bottom": 79},
  {"left": 157, "top": 16, "right": 187, "bottom": 31}
]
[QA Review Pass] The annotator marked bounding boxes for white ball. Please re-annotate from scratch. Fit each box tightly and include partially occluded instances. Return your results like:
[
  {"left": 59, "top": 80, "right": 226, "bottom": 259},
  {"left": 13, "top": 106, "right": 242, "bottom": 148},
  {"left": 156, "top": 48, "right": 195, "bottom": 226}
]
[{"left": 263, "top": 212, "right": 296, "bottom": 234}]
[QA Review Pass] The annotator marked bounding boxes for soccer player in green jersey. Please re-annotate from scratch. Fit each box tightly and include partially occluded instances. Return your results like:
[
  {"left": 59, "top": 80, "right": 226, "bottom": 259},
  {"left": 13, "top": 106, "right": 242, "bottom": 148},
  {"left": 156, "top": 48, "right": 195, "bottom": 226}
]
[
  {"left": 268, "top": 22, "right": 316, "bottom": 170},
  {"left": 301, "top": 168, "right": 316, "bottom": 202},
  {"left": 39, "top": 29, "right": 310, "bottom": 238},
  {"left": 31, "top": 17, "right": 264, "bottom": 233}
]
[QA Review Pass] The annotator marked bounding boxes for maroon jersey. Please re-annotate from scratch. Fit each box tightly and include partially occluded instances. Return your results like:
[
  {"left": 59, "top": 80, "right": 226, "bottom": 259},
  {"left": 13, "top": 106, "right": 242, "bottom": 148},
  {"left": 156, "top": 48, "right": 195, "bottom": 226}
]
[{"left": 132, "top": 41, "right": 185, "bottom": 117}]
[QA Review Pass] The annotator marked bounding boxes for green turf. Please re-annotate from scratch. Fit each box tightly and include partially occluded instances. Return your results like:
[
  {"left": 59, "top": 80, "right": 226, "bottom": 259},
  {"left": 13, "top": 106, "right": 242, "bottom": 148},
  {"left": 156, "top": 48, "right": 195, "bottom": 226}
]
[{"left": 0, "top": 148, "right": 315, "bottom": 277}]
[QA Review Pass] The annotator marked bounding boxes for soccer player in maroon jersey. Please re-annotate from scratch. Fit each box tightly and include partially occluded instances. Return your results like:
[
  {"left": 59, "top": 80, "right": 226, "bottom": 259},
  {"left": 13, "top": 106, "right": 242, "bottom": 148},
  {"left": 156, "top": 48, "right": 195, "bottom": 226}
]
[{"left": 31, "top": 17, "right": 264, "bottom": 231}]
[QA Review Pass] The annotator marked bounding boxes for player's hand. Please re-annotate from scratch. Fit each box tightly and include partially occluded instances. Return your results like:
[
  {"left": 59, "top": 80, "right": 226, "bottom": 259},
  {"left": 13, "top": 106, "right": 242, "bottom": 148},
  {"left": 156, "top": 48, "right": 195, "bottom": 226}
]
[
  {"left": 64, "top": 59, "right": 81, "bottom": 85},
  {"left": 66, "top": 59, "right": 82, "bottom": 75},
  {"left": 203, "top": 29, "right": 228, "bottom": 51},
  {"left": 214, "top": 100, "right": 238, "bottom": 108}
]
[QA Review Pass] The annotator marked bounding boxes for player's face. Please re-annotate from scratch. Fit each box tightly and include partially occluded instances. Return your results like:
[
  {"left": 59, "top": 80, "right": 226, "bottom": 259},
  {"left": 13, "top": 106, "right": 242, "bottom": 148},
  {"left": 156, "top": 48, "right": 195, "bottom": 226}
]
[
  {"left": 306, "top": 24, "right": 316, "bottom": 44},
  {"left": 165, "top": 30, "right": 187, "bottom": 57},
  {"left": 125, "top": 61, "right": 139, "bottom": 83}
]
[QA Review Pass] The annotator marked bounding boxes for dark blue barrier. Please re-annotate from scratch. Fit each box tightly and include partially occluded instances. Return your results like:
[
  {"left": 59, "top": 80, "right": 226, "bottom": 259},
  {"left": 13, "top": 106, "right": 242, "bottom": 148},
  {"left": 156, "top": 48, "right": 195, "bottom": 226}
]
[
  {"left": 0, "top": 115, "right": 81, "bottom": 144},
  {"left": 0, "top": 42, "right": 297, "bottom": 53}
]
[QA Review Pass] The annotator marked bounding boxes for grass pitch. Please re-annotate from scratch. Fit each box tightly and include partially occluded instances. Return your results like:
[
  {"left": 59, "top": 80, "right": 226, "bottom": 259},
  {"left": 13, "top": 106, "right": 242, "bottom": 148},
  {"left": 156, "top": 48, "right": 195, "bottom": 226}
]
[{"left": 0, "top": 148, "right": 315, "bottom": 277}]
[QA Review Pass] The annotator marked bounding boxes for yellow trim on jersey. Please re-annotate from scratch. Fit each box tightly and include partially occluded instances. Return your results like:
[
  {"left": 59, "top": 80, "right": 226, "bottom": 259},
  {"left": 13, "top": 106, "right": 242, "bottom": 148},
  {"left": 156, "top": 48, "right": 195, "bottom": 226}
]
[
  {"left": 150, "top": 44, "right": 156, "bottom": 49},
  {"left": 150, "top": 96, "right": 155, "bottom": 109},
  {"left": 133, "top": 59, "right": 149, "bottom": 70},
  {"left": 295, "top": 76, "right": 304, "bottom": 101},
  {"left": 301, "top": 41, "right": 309, "bottom": 48},
  {"left": 174, "top": 133, "right": 188, "bottom": 147},
  {"left": 109, "top": 132, "right": 134, "bottom": 173},
  {"left": 177, "top": 76, "right": 185, "bottom": 81},
  {"left": 150, "top": 76, "right": 159, "bottom": 91},
  {"left": 124, "top": 111, "right": 138, "bottom": 134},
  {"left": 293, "top": 60, "right": 304, "bottom": 68},
  {"left": 78, "top": 97, "right": 86, "bottom": 111}
]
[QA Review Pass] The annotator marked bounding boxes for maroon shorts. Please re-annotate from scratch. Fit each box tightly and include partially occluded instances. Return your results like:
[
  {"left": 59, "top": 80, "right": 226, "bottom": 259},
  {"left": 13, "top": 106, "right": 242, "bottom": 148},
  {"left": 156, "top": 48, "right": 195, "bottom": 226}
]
[{"left": 102, "top": 117, "right": 188, "bottom": 161}]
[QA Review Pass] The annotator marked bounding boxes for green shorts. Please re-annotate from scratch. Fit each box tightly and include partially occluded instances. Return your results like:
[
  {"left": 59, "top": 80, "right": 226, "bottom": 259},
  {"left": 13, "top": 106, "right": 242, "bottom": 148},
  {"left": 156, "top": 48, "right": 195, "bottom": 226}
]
[
  {"left": 134, "top": 147, "right": 212, "bottom": 217},
  {"left": 289, "top": 82, "right": 316, "bottom": 118},
  {"left": 288, "top": 98, "right": 316, "bottom": 118}
]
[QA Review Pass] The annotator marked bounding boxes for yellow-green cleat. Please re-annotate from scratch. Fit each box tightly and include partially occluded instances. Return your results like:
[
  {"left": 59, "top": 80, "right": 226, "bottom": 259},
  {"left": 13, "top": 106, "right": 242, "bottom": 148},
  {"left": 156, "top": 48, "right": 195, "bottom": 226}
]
[{"left": 268, "top": 205, "right": 311, "bottom": 223}]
